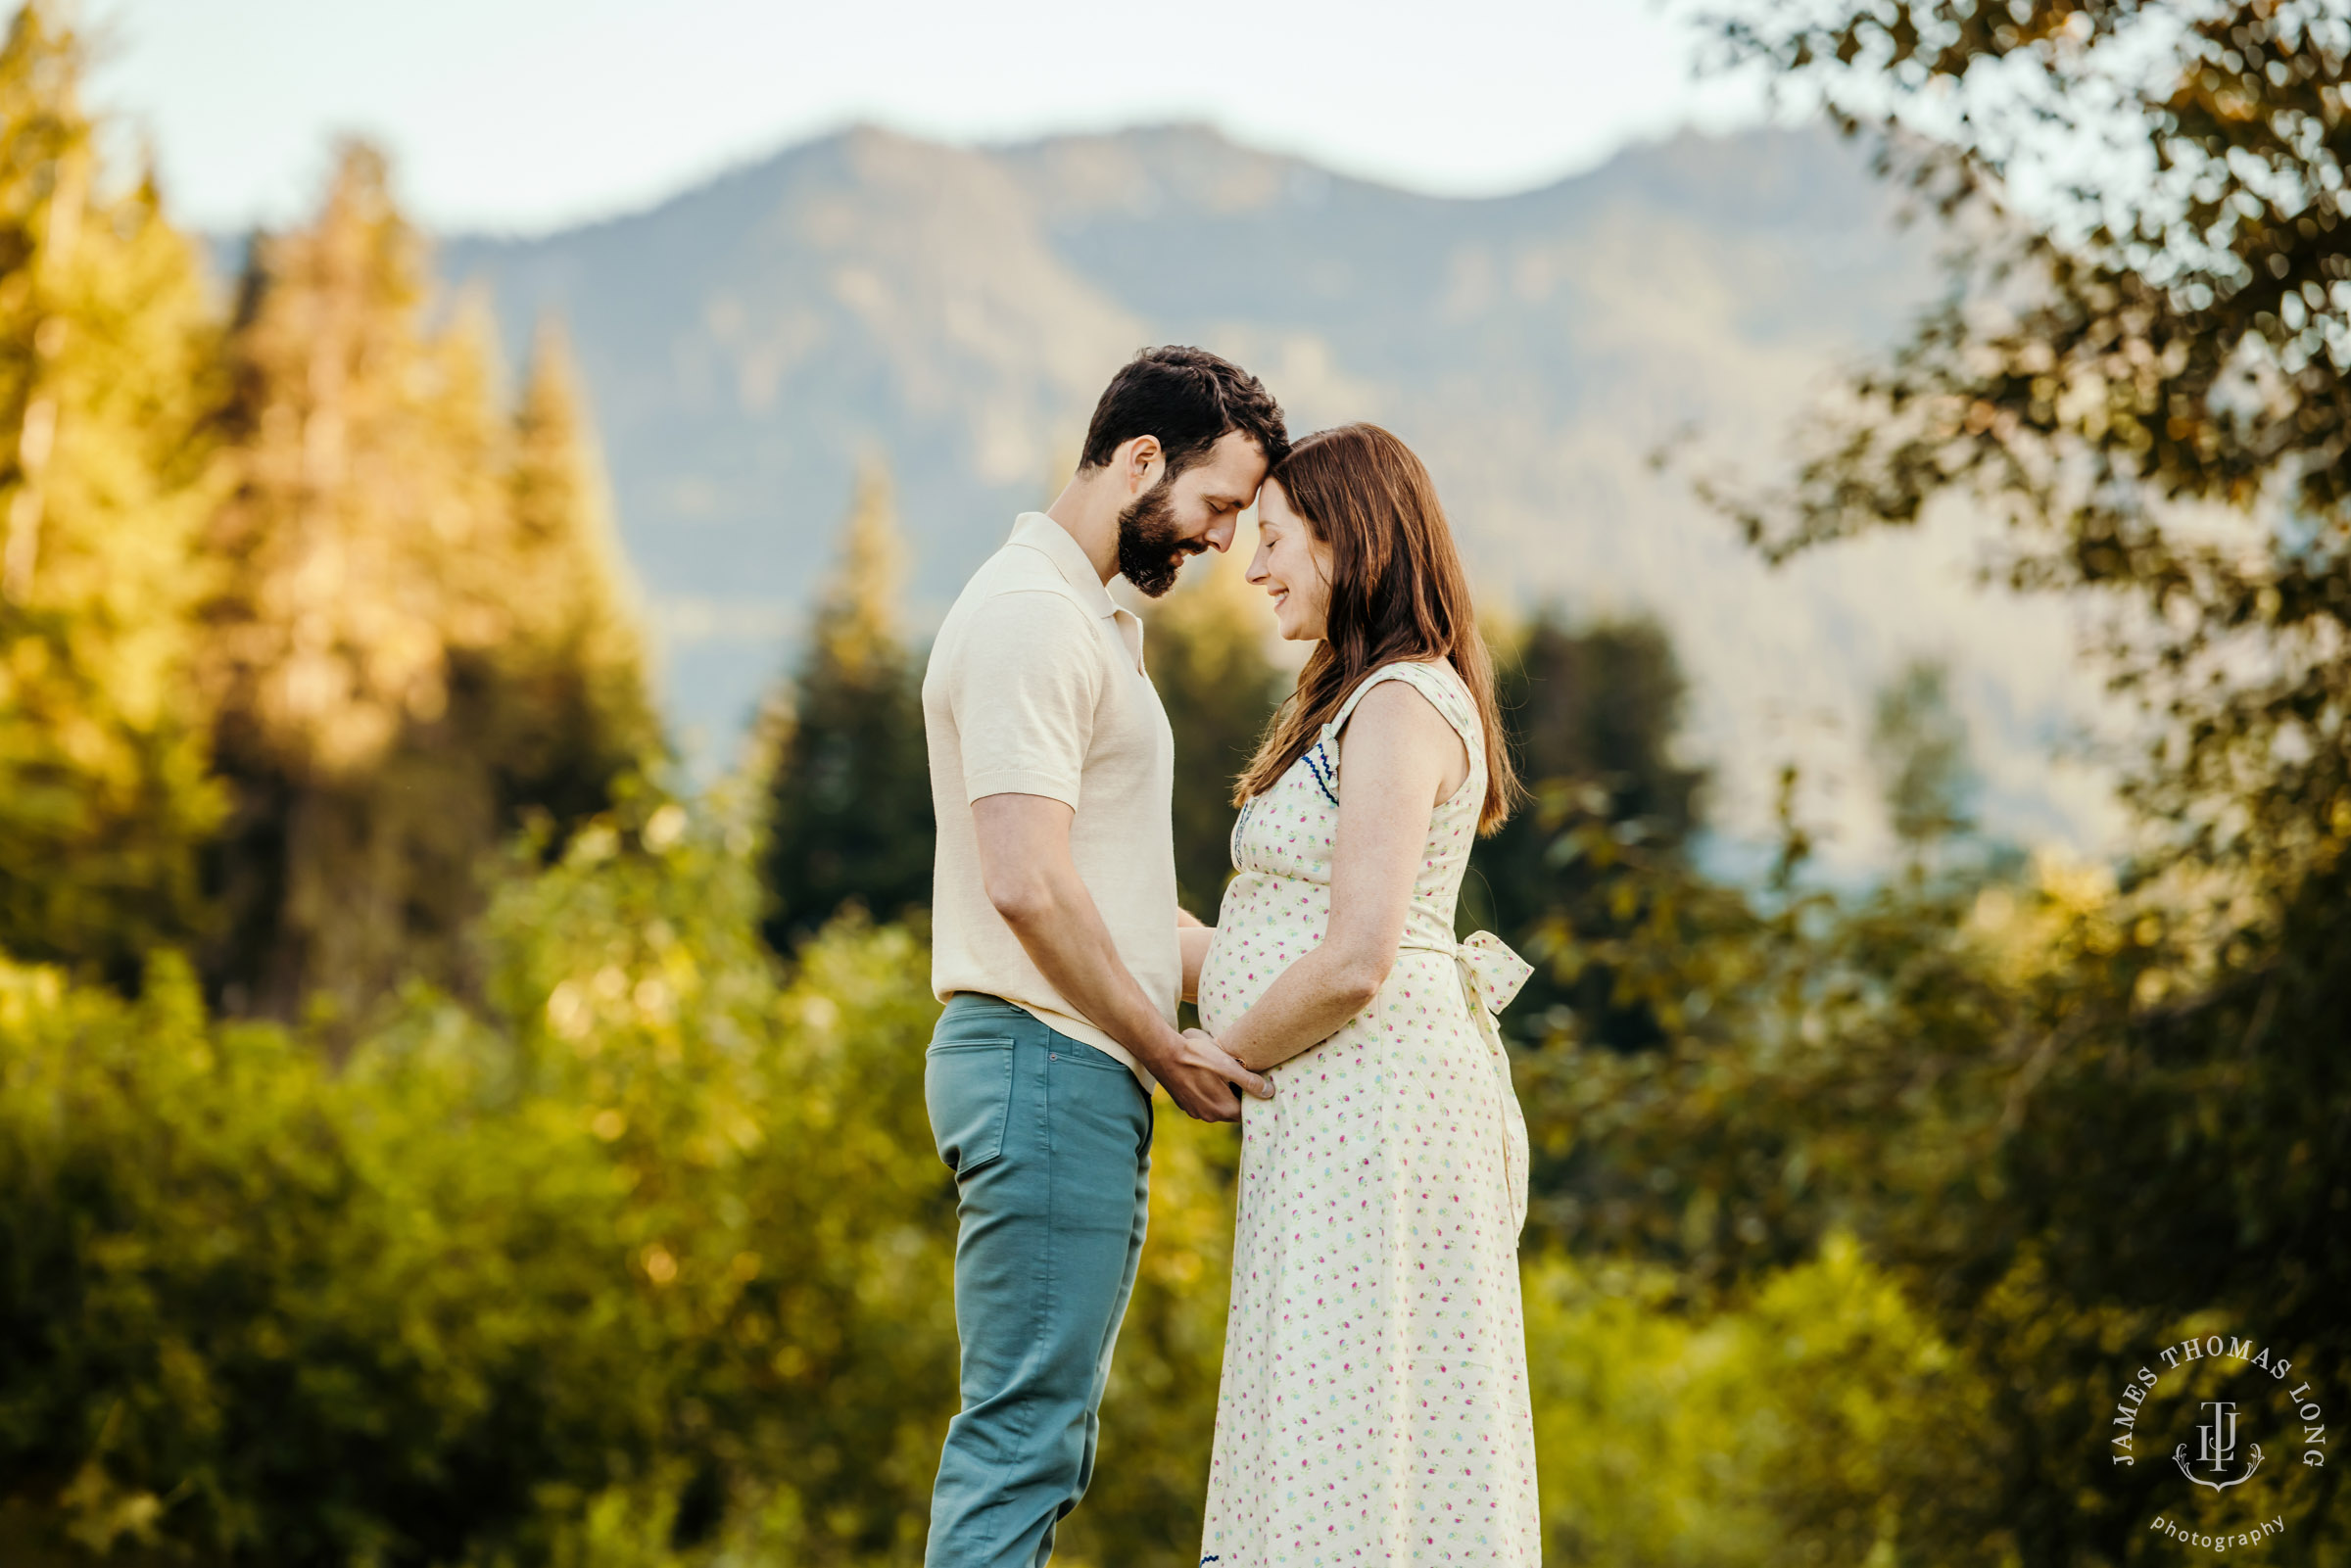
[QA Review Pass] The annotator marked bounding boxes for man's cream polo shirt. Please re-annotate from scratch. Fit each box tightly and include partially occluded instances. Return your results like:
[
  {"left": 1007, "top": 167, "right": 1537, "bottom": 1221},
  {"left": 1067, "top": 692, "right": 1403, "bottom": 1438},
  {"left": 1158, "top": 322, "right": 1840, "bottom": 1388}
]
[{"left": 923, "top": 512, "right": 1177, "bottom": 1087}]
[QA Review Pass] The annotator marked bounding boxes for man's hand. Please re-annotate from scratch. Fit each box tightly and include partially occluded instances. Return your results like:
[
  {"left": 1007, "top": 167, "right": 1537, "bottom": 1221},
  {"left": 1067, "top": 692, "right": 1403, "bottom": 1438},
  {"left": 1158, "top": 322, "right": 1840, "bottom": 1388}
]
[{"left": 1142, "top": 1027, "right": 1274, "bottom": 1123}]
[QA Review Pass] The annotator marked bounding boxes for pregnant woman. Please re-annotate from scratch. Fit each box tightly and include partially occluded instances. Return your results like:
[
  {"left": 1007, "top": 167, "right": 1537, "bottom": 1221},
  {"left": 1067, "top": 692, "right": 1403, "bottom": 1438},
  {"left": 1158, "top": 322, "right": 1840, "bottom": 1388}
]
[{"left": 1186, "top": 423, "right": 1541, "bottom": 1565}]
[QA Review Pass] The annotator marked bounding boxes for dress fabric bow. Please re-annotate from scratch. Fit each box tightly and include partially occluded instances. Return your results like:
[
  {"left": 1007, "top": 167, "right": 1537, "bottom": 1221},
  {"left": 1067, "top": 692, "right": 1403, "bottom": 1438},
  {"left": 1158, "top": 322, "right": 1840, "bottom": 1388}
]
[{"left": 1401, "top": 927, "right": 1533, "bottom": 1235}]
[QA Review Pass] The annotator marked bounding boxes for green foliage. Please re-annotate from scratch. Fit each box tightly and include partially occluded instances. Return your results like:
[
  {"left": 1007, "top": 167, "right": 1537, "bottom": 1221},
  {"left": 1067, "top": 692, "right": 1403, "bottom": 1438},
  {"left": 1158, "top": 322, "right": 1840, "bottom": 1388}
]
[
  {"left": 1465, "top": 612, "right": 1708, "bottom": 1048},
  {"left": 1533, "top": 841, "right": 2350, "bottom": 1547},
  {"left": 0, "top": 11, "right": 660, "bottom": 1028},
  {"left": 1631, "top": 2, "right": 2351, "bottom": 1552},
  {"left": 479, "top": 785, "right": 956, "bottom": 1565},
  {"left": 1527, "top": 1238, "right": 2003, "bottom": 1568},
  {"left": 0, "top": 3, "right": 224, "bottom": 985},
  {"left": 0, "top": 787, "right": 941, "bottom": 1566},
  {"left": 1513, "top": 806, "right": 2349, "bottom": 1554},
  {"left": 758, "top": 465, "right": 934, "bottom": 951}
]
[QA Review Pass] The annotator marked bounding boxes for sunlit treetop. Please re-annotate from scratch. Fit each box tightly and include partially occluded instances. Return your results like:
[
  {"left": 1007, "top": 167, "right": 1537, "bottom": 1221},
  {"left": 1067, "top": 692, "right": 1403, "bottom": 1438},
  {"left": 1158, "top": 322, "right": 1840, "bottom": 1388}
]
[{"left": 1703, "top": 0, "right": 2351, "bottom": 880}]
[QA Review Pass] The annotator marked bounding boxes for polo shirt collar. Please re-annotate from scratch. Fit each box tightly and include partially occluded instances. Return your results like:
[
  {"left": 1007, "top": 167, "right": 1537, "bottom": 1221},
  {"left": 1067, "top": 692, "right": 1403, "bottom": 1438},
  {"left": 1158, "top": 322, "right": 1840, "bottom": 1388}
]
[{"left": 1007, "top": 511, "right": 1146, "bottom": 672}]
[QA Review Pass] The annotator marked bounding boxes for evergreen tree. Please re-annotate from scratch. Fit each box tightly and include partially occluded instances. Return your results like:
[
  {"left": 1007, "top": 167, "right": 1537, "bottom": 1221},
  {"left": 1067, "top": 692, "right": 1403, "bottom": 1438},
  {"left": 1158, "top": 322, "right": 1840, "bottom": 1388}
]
[
  {"left": 758, "top": 463, "right": 933, "bottom": 951},
  {"left": 495, "top": 319, "right": 663, "bottom": 824},
  {"left": 196, "top": 143, "right": 653, "bottom": 1026},
  {"left": 1144, "top": 544, "right": 1287, "bottom": 915},
  {"left": 0, "top": 3, "right": 223, "bottom": 984}
]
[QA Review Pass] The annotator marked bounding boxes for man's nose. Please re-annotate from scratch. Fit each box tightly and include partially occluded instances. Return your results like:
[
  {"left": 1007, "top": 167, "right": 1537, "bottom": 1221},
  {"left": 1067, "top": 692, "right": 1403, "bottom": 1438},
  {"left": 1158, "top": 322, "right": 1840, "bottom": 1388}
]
[{"left": 1208, "top": 517, "right": 1237, "bottom": 553}]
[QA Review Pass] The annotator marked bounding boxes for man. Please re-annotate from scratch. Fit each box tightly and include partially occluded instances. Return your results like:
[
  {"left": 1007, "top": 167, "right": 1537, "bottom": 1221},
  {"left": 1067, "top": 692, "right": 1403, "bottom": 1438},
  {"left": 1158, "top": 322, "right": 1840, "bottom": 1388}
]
[{"left": 921, "top": 346, "right": 1287, "bottom": 1567}]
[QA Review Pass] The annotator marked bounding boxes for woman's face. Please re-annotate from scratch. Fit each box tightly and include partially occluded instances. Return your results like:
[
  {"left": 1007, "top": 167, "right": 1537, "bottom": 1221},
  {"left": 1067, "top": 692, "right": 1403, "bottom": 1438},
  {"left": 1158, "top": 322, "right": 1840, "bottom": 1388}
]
[{"left": 1246, "top": 479, "right": 1336, "bottom": 642}]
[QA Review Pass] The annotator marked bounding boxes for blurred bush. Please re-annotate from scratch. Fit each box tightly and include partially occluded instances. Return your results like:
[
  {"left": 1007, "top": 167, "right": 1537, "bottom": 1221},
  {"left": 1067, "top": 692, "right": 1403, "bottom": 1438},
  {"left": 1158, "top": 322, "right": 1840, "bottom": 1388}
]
[
  {"left": 1527, "top": 1237, "right": 1999, "bottom": 1568},
  {"left": 0, "top": 790, "right": 954, "bottom": 1565}
]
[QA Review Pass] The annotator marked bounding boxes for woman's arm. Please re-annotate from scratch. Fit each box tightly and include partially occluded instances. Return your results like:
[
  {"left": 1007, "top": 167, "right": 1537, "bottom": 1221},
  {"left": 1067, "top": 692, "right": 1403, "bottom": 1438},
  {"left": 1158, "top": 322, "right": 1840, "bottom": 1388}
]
[{"left": 1211, "top": 682, "right": 1468, "bottom": 1073}]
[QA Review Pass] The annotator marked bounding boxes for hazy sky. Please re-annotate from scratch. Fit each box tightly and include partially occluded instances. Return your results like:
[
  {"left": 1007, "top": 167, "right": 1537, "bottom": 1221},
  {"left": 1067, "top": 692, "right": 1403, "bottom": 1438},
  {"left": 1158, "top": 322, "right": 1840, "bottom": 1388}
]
[{"left": 85, "top": 0, "right": 1772, "bottom": 235}]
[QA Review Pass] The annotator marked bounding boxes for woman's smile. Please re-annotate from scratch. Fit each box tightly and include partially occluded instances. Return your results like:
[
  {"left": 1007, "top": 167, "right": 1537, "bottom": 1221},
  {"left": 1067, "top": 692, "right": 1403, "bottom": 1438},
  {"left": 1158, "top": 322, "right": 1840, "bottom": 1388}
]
[{"left": 1246, "top": 478, "right": 1334, "bottom": 641}]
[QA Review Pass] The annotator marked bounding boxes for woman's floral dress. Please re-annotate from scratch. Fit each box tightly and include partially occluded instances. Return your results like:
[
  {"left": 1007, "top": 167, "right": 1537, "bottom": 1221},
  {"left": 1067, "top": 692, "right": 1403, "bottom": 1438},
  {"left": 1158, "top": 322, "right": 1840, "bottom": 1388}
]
[{"left": 1197, "top": 658, "right": 1541, "bottom": 1566}]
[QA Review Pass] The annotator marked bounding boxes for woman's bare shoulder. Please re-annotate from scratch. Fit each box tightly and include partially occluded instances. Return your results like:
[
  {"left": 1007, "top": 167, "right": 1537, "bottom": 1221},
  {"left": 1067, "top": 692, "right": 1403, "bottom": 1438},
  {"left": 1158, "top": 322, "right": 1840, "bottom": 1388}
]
[
  {"left": 1340, "top": 677, "right": 1470, "bottom": 794},
  {"left": 1349, "top": 673, "right": 1449, "bottom": 726}
]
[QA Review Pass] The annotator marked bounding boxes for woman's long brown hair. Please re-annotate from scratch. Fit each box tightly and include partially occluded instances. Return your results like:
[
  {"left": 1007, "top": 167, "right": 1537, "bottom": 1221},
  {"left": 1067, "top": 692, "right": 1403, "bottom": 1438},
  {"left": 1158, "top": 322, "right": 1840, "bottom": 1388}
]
[{"left": 1234, "top": 423, "right": 1520, "bottom": 834}]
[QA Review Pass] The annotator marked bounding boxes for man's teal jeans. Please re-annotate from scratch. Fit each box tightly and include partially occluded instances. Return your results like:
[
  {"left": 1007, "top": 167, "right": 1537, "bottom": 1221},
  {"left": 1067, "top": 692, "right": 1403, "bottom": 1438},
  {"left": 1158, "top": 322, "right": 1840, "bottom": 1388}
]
[{"left": 922, "top": 994, "right": 1154, "bottom": 1568}]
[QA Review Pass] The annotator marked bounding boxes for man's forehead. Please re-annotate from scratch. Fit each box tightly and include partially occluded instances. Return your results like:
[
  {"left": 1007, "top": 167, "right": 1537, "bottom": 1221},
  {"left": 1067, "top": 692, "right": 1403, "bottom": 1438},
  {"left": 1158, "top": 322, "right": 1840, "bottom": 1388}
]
[{"left": 1198, "top": 428, "right": 1271, "bottom": 484}]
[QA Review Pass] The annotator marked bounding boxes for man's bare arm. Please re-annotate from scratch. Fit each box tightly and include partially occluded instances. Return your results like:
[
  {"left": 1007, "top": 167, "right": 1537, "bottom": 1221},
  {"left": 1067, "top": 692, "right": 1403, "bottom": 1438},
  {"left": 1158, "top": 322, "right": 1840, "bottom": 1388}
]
[
  {"left": 973, "top": 793, "right": 1270, "bottom": 1121},
  {"left": 1178, "top": 923, "right": 1214, "bottom": 1004}
]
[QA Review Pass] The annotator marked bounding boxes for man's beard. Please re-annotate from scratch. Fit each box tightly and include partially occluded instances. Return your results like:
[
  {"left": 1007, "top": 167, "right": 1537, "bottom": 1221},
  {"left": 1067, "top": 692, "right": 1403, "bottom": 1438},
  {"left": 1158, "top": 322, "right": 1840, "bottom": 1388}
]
[{"left": 1115, "top": 478, "right": 1204, "bottom": 598}]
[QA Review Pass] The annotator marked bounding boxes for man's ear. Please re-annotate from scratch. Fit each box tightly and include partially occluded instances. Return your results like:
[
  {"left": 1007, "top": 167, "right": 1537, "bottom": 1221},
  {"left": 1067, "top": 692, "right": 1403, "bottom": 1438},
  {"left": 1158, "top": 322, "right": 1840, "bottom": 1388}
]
[{"left": 1125, "top": 435, "right": 1165, "bottom": 495}]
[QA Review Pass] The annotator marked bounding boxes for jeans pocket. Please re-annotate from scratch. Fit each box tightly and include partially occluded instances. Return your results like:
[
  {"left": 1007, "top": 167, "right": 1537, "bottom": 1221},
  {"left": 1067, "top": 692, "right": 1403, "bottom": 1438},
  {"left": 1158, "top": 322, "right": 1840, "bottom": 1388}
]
[
  {"left": 1049, "top": 1039, "right": 1132, "bottom": 1073},
  {"left": 925, "top": 1039, "right": 1015, "bottom": 1176}
]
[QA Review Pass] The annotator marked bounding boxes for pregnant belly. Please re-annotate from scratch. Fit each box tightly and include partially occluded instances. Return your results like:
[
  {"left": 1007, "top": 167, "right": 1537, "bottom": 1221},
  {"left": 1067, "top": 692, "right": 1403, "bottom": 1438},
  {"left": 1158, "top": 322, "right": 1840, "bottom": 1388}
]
[
  {"left": 1202, "top": 937, "right": 1480, "bottom": 1056},
  {"left": 1197, "top": 874, "right": 1325, "bottom": 1037}
]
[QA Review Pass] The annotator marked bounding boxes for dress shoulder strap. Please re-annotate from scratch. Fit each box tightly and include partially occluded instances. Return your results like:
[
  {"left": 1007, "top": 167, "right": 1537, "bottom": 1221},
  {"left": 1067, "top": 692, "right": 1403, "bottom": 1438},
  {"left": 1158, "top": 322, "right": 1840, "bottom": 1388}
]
[{"left": 1321, "top": 659, "right": 1481, "bottom": 760}]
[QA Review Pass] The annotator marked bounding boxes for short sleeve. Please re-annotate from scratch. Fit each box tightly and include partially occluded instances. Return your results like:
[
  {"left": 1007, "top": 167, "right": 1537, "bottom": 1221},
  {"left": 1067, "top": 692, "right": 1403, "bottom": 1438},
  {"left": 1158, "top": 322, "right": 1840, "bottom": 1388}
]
[{"left": 946, "top": 591, "right": 1104, "bottom": 808}]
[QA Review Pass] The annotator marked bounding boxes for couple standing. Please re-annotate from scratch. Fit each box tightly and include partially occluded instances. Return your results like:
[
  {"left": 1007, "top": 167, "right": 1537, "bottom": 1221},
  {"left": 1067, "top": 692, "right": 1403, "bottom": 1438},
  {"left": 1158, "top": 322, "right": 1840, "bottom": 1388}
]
[{"left": 921, "top": 346, "right": 1539, "bottom": 1567}]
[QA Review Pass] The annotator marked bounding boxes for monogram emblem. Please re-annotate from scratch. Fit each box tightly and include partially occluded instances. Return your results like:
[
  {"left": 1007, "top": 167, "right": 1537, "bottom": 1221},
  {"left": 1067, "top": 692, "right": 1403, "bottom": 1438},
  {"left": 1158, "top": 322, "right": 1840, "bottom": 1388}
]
[{"left": 2173, "top": 1399, "right": 2263, "bottom": 1492}]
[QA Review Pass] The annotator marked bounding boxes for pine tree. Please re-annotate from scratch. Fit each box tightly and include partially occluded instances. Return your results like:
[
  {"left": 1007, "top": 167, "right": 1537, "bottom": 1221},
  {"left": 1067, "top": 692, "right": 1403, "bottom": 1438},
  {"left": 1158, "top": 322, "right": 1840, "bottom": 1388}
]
[
  {"left": 0, "top": 3, "right": 223, "bottom": 984},
  {"left": 197, "top": 144, "right": 654, "bottom": 1025},
  {"left": 759, "top": 463, "right": 933, "bottom": 950},
  {"left": 495, "top": 319, "right": 662, "bottom": 825}
]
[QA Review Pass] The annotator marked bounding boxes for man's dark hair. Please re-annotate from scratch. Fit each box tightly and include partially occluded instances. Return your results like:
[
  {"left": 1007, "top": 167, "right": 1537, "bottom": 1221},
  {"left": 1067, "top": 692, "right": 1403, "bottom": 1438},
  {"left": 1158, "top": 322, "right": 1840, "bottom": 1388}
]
[{"left": 1079, "top": 346, "right": 1288, "bottom": 478}]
